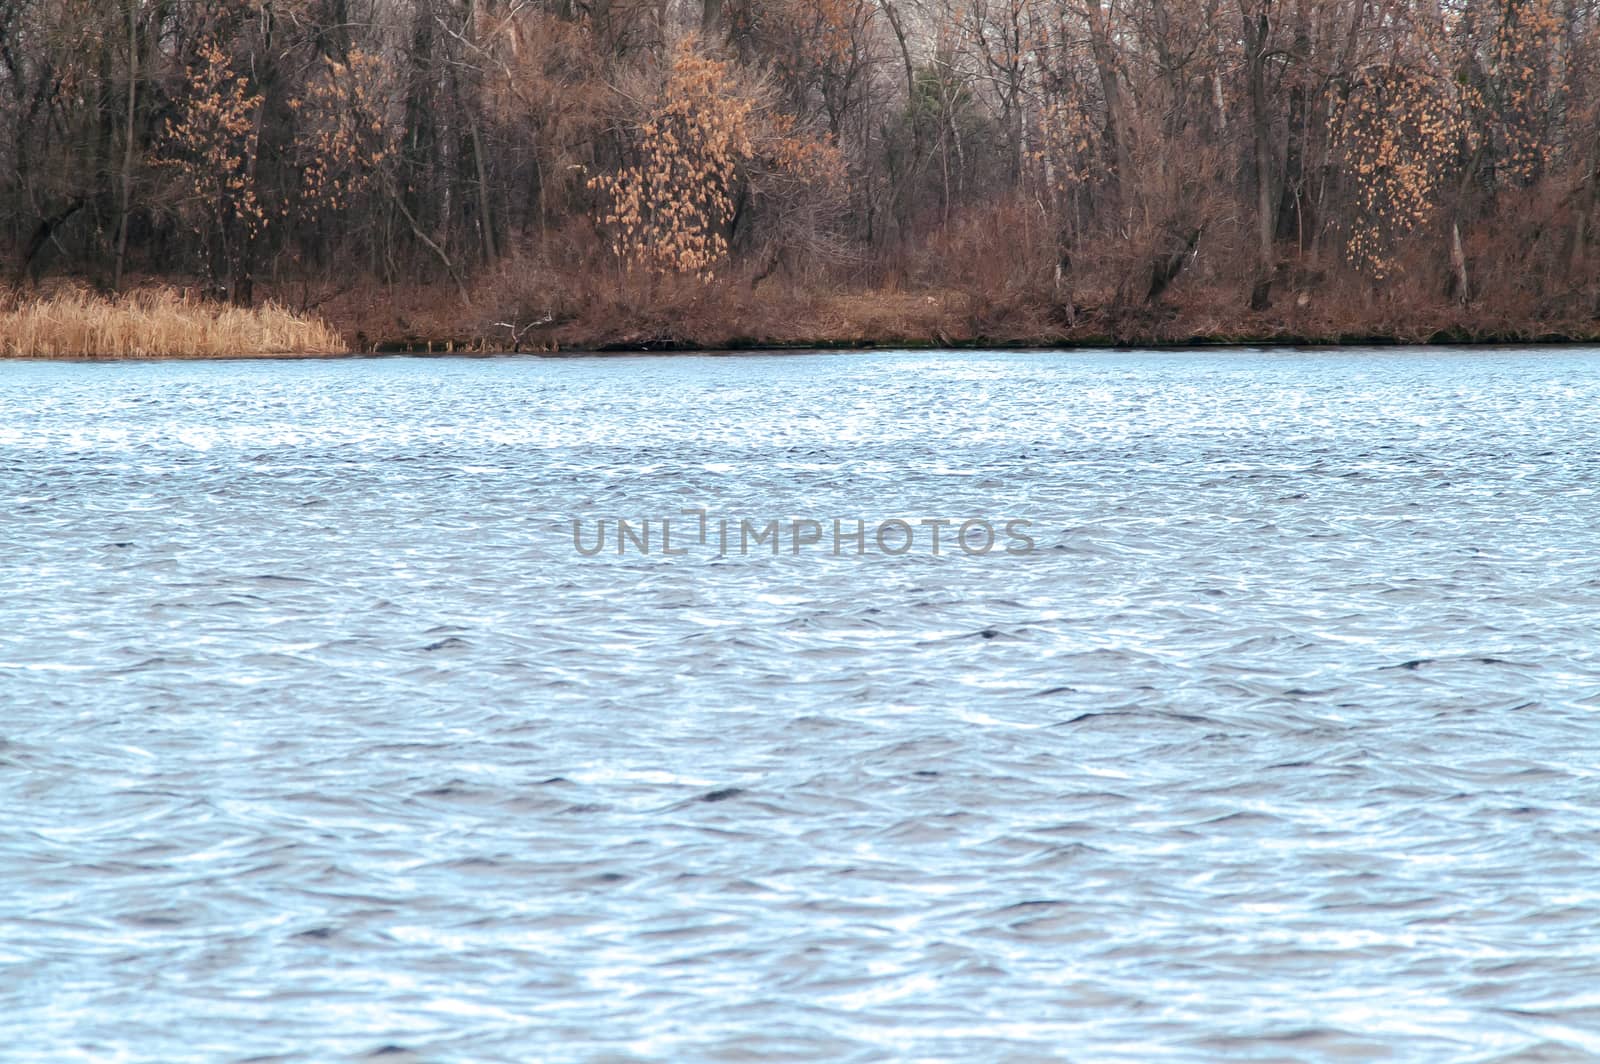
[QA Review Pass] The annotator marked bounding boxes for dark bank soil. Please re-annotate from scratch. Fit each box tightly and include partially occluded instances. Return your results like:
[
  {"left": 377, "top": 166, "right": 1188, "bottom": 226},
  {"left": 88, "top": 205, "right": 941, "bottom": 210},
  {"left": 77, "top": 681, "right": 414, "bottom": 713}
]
[{"left": 233, "top": 274, "right": 1600, "bottom": 356}]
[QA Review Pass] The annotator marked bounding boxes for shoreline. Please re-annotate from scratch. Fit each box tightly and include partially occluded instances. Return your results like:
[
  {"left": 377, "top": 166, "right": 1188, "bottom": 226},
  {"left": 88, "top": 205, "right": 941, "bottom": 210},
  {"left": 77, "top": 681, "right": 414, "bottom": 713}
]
[
  {"left": 11, "top": 332, "right": 1600, "bottom": 362},
  {"left": 369, "top": 329, "right": 1600, "bottom": 354},
  {"left": 6, "top": 280, "right": 1597, "bottom": 360}
]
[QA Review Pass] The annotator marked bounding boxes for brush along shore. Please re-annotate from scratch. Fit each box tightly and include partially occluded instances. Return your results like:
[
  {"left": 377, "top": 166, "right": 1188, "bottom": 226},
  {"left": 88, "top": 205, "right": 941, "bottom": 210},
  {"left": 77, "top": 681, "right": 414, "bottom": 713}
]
[
  {"left": 313, "top": 275, "right": 1600, "bottom": 354},
  {"left": 4, "top": 278, "right": 1597, "bottom": 359},
  {"left": 1, "top": 285, "right": 345, "bottom": 359}
]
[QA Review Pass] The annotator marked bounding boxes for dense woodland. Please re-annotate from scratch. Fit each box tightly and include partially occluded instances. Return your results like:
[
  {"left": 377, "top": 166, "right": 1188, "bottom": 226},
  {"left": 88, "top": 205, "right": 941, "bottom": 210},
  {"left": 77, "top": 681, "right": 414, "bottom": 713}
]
[{"left": 2, "top": 0, "right": 1598, "bottom": 345}]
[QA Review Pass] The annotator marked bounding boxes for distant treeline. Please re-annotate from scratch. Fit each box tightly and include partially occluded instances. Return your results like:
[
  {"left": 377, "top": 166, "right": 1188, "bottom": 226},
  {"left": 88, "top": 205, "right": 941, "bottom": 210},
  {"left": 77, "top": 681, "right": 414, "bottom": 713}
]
[{"left": 1, "top": 0, "right": 1597, "bottom": 333}]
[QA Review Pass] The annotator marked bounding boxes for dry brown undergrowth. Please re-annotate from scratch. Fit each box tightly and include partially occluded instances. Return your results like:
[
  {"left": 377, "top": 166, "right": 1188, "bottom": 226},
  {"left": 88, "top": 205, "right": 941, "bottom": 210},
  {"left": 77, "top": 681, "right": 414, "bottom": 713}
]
[{"left": 0, "top": 285, "right": 345, "bottom": 358}]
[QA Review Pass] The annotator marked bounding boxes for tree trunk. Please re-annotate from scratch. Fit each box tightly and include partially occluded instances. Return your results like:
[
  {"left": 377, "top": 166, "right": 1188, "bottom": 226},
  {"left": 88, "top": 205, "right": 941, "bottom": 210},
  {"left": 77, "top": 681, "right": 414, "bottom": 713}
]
[
  {"left": 1085, "top": 0, "right": 1135, "bottom": 214},
  {"left": 16, "top": 199, "right": 85, "bottom": 285},
  {"left": 1243, "top": 1, "right": 1275, "bottom": 309},
  {"left": 113, "top": 0, "right": 138, "bottom": 291},
  {"left": 463, "top": 0, "right": 497, "bottom": 262},
  {"left": 1573, "top": 143, "right": 1596, "bottom": 273},
  {"left": 880, "top": 0, "right": 923, "bottom": 244},
  {"left": 701, "top": 0, "right": 723, "bottom": 34},
  {"left": 1450, "top": 220, "right": 1471, "bottom": 305},
  {"left": 233, "top": 7, "right": 274, "bottom": 306},
  {"left": 1275, "top": 18, "right": 1310, "bottom": 248}
]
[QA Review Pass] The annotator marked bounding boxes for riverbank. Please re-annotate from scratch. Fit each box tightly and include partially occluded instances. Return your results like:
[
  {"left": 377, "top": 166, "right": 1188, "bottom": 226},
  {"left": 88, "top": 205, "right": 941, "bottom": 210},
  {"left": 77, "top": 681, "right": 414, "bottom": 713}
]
[
  {"left": 5, "top": 278, "right": 1597, "bottom": 358},
  {"left": 288, "top": 271, "right": 1600, "bottom": 354}
]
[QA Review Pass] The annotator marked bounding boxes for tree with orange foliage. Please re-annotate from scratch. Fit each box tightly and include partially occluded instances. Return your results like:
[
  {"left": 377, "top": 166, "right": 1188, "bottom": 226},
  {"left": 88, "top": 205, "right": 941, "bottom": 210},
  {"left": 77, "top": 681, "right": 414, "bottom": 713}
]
[
  {"left": 589, "top": 37, "right": 844, "bottom": 283},
  {"left": 1332, "top": 65, "right": 1467, "bottom": 282},
  {"left": 590, "top": 41, "right": 756, "bottom": 280},
  {"left": 289, "top": 50, "right": 397, "bottom": 227},
  {"left": 158, "top": 40, "right": 265, "bottom": 300}
]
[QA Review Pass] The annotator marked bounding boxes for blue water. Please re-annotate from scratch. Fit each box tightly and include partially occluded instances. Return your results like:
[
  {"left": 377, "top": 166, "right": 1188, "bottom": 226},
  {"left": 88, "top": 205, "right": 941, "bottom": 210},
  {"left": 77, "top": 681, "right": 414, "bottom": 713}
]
[{"left": 3, "top": 349, "right": 1600, "bottom": 1061}]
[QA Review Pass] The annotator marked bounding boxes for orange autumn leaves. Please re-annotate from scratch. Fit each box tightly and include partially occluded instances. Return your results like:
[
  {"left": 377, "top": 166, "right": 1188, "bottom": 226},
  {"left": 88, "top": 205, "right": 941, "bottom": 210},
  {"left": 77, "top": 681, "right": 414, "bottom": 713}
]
[
  {"left": 161, "top": 42, "right": 392, "bottom": 243},
  {"left": 291, "top": 50, "right": 394, "bottom": 223},
  {"left": 1333, "top": 0, "right": 1562, "bottom": 278},
  {"left": 589, "top": 39, "right": 842, "bottom": 280},
  {"left": 1333, "top": 68, "right": 1463, "bottom": 279},
  {"left": 159, "top": 41, "right": 265, "bottom": 241}
]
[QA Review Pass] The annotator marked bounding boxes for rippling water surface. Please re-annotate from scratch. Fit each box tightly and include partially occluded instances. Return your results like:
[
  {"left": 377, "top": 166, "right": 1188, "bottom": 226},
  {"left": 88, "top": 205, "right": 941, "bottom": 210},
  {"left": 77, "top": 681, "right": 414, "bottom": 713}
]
[{"left": 4, "top": 349, "right": 1600, "bottom": 1062}]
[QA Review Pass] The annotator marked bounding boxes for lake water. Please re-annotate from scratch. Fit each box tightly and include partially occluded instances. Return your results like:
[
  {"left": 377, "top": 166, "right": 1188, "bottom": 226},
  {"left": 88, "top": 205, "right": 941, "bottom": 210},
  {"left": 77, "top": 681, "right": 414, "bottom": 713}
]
[{"left": 3, "top": 349, "right": 1600, "bottom": 1061}]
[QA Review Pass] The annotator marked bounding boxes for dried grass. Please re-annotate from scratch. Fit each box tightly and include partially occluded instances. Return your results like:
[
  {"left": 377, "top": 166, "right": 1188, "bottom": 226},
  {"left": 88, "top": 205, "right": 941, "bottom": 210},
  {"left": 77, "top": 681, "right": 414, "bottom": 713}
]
[{"left": 0, "top": 285, "right": 345, "bottom": 358}]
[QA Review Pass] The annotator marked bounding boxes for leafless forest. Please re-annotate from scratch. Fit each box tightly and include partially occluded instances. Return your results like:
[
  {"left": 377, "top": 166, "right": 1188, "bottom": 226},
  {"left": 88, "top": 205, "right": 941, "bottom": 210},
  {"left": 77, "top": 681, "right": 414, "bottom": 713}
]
[{"left": 3, "top": 0, "right": 1598, "bottom": 346}]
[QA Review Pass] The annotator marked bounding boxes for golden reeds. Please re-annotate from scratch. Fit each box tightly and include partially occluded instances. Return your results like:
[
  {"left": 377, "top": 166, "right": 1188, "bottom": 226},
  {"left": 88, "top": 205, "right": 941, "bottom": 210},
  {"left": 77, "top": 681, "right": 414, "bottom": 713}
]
[{"left": 0, "top": 285, "right": 345, "bottom": 358}]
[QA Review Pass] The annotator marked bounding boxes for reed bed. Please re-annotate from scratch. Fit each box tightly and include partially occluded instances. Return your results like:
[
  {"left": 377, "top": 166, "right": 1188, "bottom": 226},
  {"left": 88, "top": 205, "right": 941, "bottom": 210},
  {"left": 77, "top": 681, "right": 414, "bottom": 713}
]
[{"left": 1, "top": 286, "right": 345, "bottom": 358}]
